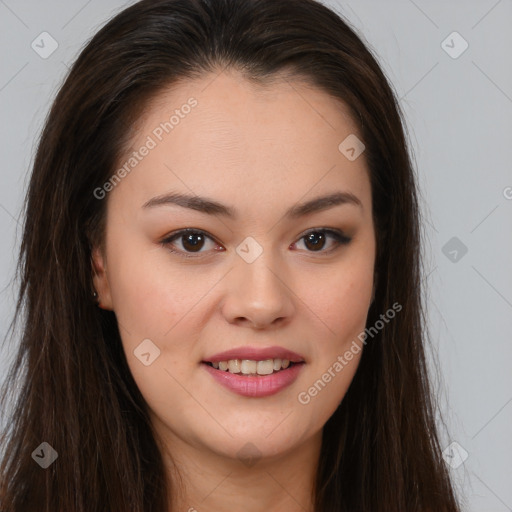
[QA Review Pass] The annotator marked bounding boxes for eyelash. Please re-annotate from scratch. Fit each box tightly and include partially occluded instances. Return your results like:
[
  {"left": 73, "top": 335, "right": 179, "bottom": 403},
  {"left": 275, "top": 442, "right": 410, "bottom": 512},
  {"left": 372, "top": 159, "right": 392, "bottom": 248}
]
[{"left": 160, "top": 228, "right": 352, "bottom": 259}]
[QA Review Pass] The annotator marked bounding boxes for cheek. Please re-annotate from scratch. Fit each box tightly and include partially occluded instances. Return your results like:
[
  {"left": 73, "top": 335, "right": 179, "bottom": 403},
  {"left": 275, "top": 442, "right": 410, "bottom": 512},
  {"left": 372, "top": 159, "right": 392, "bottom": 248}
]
[
  {"left": 105, "top": 245, "right": 205, "bottom": 412},
  {"left": 298, "top": 261, "right": 373, "bottom": 339},
  {"left": 106, "top": 239, "right": 212, "bottom": 337},
  {"left": 295, "top": 270, "right": 370, "bottom": 428}
]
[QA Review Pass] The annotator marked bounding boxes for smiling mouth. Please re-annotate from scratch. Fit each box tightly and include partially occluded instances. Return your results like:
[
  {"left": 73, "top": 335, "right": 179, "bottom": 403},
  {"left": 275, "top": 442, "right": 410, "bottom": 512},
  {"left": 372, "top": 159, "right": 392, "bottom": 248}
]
[{"left": 202, "top": 358, "right": 304, "bottom": 376}]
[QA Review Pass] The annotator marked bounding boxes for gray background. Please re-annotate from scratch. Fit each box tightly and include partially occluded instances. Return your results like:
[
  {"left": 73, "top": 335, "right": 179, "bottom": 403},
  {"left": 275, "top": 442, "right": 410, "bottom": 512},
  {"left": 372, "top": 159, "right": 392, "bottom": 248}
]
[{"left": 0, "top": 1, "right": 511, "bottom": 510}]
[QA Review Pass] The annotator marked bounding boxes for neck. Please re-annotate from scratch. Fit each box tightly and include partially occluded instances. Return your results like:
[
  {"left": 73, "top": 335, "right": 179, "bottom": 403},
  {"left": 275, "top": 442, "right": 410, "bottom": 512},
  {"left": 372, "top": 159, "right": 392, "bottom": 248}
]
[{"left": 157, "top": 427, "right": 322, "bottom": 512}]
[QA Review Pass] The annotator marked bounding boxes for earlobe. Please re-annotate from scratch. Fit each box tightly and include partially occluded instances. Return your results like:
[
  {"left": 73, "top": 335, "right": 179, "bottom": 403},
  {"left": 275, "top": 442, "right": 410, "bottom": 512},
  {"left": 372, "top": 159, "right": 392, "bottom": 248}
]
[{"left": 91, "top": 246, "right": 114, "bottom": 310}]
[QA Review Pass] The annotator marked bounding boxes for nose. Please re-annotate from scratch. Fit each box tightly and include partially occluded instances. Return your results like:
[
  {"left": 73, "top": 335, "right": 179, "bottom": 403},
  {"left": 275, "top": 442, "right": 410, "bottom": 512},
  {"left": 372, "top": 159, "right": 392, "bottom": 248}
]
[{"left": 220, "top": 249, "right": 295, "bottom": 329}]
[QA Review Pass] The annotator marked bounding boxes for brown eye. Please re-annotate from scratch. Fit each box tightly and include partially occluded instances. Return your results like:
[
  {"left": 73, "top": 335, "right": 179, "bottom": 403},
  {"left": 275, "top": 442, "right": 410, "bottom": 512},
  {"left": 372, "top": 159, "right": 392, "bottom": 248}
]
[
  {"left": 304, "top": 231, "right": 327, "bottom": 251},
  {"left": 161, "top": 227, "right": 351, "bottom": 260},
  {"left": 161, "top": 229, "right": 220, "bottom": 258},
  {"left": 294, "top": 229, "right": 352, "bottom": 254},
  {"left": 180, "top": 232, "right": 206, "bottom": 252}
]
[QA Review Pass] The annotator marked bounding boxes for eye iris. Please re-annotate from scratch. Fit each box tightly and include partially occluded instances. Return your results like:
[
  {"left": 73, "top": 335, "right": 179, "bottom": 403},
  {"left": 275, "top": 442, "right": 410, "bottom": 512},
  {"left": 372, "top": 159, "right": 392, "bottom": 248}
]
[
  {"left": 304, "top": 232, "right": 326, "bottom": 251},
  {"left": 182, "top": 233, "right": 204, "bottom": 252}
]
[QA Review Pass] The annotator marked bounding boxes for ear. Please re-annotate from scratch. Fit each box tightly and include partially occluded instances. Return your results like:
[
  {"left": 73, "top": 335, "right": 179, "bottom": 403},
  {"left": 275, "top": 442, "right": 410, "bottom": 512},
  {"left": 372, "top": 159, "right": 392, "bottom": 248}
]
[{"left": 91, "top": 246, "right": 114, "bottom": 310}]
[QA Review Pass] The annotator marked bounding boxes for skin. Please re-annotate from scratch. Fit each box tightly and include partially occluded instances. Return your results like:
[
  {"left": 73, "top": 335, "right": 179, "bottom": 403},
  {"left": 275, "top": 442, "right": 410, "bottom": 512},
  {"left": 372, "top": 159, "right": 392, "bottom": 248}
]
[{"left": 92, "top": 68, "right": 376, "bottom": 512}]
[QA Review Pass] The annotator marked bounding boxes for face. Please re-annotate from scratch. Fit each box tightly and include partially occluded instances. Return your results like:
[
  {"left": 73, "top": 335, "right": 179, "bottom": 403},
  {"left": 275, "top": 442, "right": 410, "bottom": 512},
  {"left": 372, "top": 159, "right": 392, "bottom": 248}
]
[{"left": 92, "top": 69, "right": 376, "bottom": 466}]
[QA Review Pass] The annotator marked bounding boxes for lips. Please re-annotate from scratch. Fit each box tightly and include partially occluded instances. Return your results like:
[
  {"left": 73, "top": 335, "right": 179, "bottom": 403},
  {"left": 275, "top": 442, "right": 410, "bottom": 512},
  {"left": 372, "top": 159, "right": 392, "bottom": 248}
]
[
  {"left": 202, "top": 358, "right": 305, "bottom": 397},
  {"left": 202, "top": 345, "right": 305, "bottom": 364}
]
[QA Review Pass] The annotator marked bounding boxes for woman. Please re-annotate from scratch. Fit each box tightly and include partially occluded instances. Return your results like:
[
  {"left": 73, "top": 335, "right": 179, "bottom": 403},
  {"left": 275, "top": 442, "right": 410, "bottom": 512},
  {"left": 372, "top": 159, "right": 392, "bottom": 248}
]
[{"left": 0, "top": 0, "right": 462, "bottom": 510}]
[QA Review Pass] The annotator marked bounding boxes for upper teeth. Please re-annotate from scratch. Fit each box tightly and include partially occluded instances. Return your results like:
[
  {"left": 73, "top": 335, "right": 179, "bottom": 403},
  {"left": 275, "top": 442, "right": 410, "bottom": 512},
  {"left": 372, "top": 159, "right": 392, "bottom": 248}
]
[{"left": 211, "top": 358, "right": 291, "bottom": 375}]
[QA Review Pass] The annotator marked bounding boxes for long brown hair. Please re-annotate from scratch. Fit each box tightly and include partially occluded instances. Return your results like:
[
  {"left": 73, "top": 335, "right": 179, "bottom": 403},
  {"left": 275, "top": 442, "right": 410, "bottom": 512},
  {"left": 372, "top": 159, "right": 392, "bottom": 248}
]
[{"left": 0, "top": 0, "right": 462, "bottom": 510}]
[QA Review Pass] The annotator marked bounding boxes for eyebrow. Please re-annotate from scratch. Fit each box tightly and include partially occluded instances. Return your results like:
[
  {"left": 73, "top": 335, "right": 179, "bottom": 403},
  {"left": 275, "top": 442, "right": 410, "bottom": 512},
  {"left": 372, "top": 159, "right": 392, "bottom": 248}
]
[{"left": 142, "top": 190, "right": 363, "bottom": 219}]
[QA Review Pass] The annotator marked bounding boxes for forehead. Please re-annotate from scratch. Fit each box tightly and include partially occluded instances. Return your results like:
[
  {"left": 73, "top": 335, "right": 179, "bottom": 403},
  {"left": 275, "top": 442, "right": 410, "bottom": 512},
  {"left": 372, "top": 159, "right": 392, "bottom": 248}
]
[
  {"left": 141, "top": 69, "right": 360, "bottom": 140},
  {"left": 112, "top": 69, "right": 371, "bottom": 215}
]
